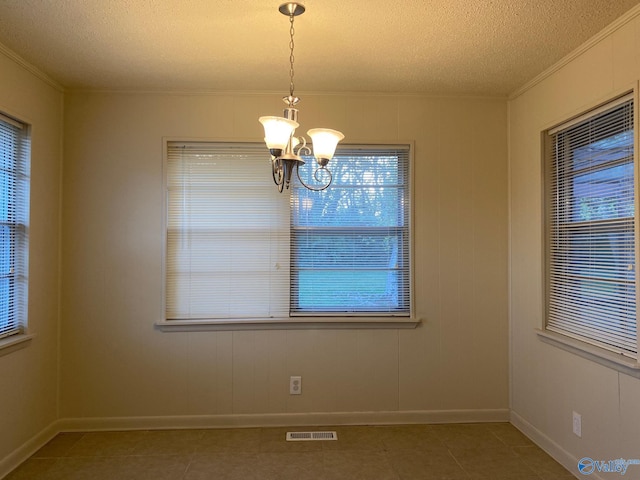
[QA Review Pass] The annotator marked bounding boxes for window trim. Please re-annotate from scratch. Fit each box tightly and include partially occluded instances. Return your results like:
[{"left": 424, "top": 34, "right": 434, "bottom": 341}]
[
  {"left": 155, "top": 316, "right": 420, "bottom": 331},
  {"left": 0, "top": 332, "right": 35, "bottom": 357},
  {"left": 539, "top": 88, "right": 640, "bottom": 372},
  {"left": 0, "top": 111, "right": 29, "bottom": 350},
  {"left": 159, "top": 138, "right": 419, "bottom": 331}
]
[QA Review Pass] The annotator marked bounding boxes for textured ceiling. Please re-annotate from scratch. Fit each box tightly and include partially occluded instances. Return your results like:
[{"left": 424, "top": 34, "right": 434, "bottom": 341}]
[{"left": 0, "top": 0, "right": 639, "bottom": 96}]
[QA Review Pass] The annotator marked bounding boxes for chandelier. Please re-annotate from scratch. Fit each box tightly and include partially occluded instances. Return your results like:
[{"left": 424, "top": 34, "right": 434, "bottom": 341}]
[{"left": 259, "top": 2, "right": 345, "bottom": 193}]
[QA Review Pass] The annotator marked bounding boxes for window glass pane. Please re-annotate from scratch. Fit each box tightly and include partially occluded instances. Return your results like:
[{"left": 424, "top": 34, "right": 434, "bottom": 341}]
[
  {"left": 293, "top": 233, "right": 399, "bottom": 267},
  {"left": 296, "top": 269, "right": 405, "bottom": 312},
  {"left": 572, "top": 129, "right": 633, "bottom": 170},
  {"left": 0, "top": 132, "right": 16, "bottom": 225},
  {"left": 0, "top": 277, "right": 11, "bottom": 328},
  {"left": 293, "top": 185, "right": 403, "bottom": 227},
  {"left": 553, "top": 227, "right": 635, "bottom": 281},
  {"left": 0, "top": 225, "right": 12, "bottom": 275},
  {"left": 570, "top": 162, "right": 634, "bottom": 222}
]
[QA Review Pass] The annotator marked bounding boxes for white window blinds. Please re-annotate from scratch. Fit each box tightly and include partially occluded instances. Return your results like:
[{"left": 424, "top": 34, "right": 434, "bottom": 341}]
[
  {"left": 166, "top": 142, "right": 290, "bottom": 319},
  {"left": 0, "top": 113, "right": 29, "bottom": 339},
  {"left": 291, "top": 145, "right": 411, "bottom": 315},
  {"left": 545, "top": 94, "right": 637, "bottom": 357}
]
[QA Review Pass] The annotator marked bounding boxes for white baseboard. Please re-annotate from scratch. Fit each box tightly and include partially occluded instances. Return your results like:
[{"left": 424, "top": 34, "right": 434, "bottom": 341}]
[
  {"left": 0, "top": 420, "right": 60, "bottom": 480},
  {"left": 57, "top": 408, "right": 509, "bottom": 432},
  {"left": 511, "top": 410, "right": 584, "bottom": 480}
]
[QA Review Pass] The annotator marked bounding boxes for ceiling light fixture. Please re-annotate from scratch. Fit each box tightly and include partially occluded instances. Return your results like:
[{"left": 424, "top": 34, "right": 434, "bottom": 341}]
[{"left": 259, "top": 2, "right": 344, "bottom": 193}]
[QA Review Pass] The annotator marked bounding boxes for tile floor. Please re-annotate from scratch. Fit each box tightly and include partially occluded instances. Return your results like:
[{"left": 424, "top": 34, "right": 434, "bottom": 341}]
[{"left": 5, "top": 423, "right": 575, "bottom": 479}]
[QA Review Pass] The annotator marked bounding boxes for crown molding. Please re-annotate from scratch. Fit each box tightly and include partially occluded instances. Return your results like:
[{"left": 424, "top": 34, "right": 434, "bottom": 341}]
[{"left": 0, "top": 41, "right": 64, "bottom": 93}]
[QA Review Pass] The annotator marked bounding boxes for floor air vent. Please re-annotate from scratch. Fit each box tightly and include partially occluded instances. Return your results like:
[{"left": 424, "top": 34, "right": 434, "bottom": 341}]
[{"left": 286, "top": 431, "right": 338, "bottom": 441}]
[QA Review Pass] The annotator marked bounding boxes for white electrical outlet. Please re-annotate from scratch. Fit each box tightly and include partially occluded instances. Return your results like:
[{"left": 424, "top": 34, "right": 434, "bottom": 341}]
[
  {"left": 573, "top": 411, "right": 582, "bottom": 438},
  {"left": 290, "top": 376, "right": 302, "bottom": 395}
]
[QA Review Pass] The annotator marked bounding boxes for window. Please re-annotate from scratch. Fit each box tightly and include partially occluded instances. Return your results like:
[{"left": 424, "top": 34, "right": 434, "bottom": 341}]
[
  {"left": 0, "top": 113, "right": 29, "bottom": 340},
  {"left": 545, "top": 93, "right": 636, "bottom": 358},
  {"left": 291, "top": 146, "right": 410, "bottom": 315},
  {"left": 165, "top": 142, "right": 411, "bottom": 323}
]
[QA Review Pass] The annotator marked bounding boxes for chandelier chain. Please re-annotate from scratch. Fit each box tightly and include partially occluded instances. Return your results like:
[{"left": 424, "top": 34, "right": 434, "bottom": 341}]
[{"left": 289, "top": 14, "right": 295, "bottom": 97}]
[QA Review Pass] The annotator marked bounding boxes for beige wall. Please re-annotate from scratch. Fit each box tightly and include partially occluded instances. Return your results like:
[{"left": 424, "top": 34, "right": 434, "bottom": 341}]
[
  {"left": 509, "top": 10, "right": 640, "bottom": 476},
  {"left": 0, "top": 52, "right": 63, "bottom": 468},
  {"left": 60, "top": 92, "right": 508, "bottom": 424}
]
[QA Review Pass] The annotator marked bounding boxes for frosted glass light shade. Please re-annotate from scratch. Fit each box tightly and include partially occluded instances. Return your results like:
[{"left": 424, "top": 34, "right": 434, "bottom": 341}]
[
  {"left": 307, "top": 128, "right": 345, "bottom": 162},
  {"left": 259, "top": 116, "right": 299, "bottom": 151}
]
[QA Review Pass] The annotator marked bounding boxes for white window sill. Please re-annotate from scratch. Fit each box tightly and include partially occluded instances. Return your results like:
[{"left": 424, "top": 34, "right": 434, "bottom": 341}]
[
  {"left": 156, "top": 317, "right": 421, "bottom": 332},
  {"left": 0, "top": 333, "right": 35, "bottom": 357},
  {"left": 536, "top": 329, "right": 640, "bottom": 378}
]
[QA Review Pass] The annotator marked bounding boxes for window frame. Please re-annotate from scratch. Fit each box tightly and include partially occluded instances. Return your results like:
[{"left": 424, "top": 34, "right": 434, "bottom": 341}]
[
  {"left": 158, "top": 139, "right": 419, "bottom": 332},
  {"left": 0, "top": 111, "right": 31, "bottom": 354},
  {"left": 540, "top": 91, "right": 640, "bottom": 374}
]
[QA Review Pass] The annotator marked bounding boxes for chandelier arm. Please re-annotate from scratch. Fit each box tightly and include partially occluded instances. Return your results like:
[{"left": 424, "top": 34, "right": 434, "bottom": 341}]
[
  {"left": 296, "top": 165, "right": 333, "bottom": 192},
  {"left": 272, "top": 158, "right": 285, "bottom": 188},
  {"left": 293, "top": 136, "right": 311, "bottom": 156}
]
